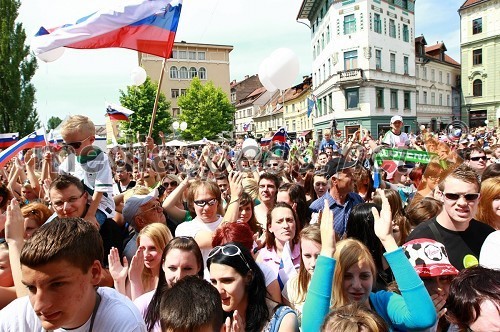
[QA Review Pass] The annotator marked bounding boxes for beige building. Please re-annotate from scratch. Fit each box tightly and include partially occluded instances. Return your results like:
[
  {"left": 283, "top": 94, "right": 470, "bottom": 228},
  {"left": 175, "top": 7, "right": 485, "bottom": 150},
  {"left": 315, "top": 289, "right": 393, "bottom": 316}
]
[
  {"left": 283, "top": 77, "right": 314, "bottom": 141},
  {"left": 459, "top": 0, "right": 500, "bottom": 128},
  {"left": 139, "top": 41, "right": 233, "bottom": 117},
  {"left": 415, "top": 36, "right": 461, "bottom": 131}
]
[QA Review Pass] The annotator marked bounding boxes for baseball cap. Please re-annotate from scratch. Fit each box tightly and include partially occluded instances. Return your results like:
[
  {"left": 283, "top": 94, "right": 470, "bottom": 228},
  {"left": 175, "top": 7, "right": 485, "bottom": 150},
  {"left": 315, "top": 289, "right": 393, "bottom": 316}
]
[
  {"left": 122, "top": 189, "right": 158, "bottom": 224},
  {"left": 402, "top": 238, "right": 459, "bottom": 277},
  {"left": 323, "top": 157, "right": 357, "bottom": 179},
  {"left": 390, "top": 115, "right": 403, "bottom": 124}
]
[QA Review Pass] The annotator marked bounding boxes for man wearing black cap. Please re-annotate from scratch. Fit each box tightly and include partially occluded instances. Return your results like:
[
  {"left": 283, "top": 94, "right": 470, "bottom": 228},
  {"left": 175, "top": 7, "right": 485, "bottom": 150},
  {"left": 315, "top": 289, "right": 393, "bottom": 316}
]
[{"left": 309, "top": 157, "right": 364, "bottom": 237}]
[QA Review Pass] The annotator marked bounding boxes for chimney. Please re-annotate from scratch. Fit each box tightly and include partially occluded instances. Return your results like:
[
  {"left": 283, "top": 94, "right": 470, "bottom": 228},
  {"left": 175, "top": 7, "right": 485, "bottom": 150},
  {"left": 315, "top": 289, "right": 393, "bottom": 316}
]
[{"left": 245, "top": 75, "right": 249, "bottom": 79}]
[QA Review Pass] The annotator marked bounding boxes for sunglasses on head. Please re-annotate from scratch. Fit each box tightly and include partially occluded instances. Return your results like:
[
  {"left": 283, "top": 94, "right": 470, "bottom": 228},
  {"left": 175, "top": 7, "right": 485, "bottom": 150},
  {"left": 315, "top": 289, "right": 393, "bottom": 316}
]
[
  {"left": 208, "top": 244, "right": 251, "bottom": 271},
  {"left": 470, "top": 156, "right": 487, "bottom": 161},
  {"left": 163, "top": 181, "right": 178, "bottom": 187},
  {"left": 193, "top": 198, "right": 217, "bottom": 207},
  {"left": 443, "top": 193, "right": 480, "bottom": 201},
  {"left": 267, "top": 163, "right": 279, "bottom": 167}
]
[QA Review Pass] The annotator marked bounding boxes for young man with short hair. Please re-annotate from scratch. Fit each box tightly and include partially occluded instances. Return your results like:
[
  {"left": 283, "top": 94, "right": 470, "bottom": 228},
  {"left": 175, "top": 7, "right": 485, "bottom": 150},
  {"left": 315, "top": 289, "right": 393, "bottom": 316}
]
[
  {"left": 382, "top": 115, "right": 410, "bottom": 148},
  {"left": 254, "top": 172, "right": 280, "bottom": 227},
  {"left": 0, "top": 217, "right": 146, "bottom": 331}
]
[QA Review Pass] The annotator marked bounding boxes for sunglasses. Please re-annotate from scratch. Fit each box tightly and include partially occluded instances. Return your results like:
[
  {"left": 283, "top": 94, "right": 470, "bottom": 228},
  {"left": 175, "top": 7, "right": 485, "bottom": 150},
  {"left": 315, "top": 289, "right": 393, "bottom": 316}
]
[
  {"left": 208, "top": 244, "right": 251, "bottom": 271},
  {"left": 163, "top": 181, "right": 178, "bottom": 187},
  {"left": 470, "top": 156, "right": 487, "bottom": 161},
  {"left": 193, "top": 198, "right": 218, "bottom": 207},
  {"left": 443, "top": 193, "right": 480, "bottom": 201},
  {"left": 140, "top": 202, "right": 163, "bottom": 214},
  {"left": 267, "top": 163, "right": 279, "bottom": 167},
  {"left": 62, "top": 135, "right": 92, "bottom": 149}
]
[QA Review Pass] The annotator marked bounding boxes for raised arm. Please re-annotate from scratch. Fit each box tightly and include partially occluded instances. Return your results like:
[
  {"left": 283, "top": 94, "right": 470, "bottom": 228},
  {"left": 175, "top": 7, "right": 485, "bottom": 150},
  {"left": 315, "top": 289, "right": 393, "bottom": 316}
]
[
  {"left": 221, "top": 171, "right": 243, "bottom": 224},
  {"left": 5, "top": 199, "right": 28, "bottom": 297},
  {"left": 162, "top": 177, "right": 189, "bottom": 223}
]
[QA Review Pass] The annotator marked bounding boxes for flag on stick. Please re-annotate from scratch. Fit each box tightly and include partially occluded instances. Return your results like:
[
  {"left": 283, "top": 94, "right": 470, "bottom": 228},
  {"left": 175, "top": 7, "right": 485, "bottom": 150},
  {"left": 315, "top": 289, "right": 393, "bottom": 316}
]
[
  {"left": 0, "top": 133, "right": 19, "bottom": 149},
  {"left": 32, "top": 0, "right": 183, "bottom": 58},
  {"left": 0, "top": 129, "right": 46, "bottom": 168},
  {"left": 106, "top": 103, "right": 134, "bottom": 122}
]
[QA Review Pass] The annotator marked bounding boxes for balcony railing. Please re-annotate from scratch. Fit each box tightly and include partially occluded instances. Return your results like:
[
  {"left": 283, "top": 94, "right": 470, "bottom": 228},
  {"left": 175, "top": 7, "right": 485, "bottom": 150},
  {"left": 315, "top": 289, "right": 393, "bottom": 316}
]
[{"left": 338, "top": 68, "right": 363, "bottom": 81}]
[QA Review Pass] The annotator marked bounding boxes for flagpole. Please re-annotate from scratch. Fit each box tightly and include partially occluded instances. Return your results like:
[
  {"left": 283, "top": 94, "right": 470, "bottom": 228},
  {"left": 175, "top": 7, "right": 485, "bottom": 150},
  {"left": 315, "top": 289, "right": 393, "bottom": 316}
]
[{"left": 148, "top": 58, "right": 167, "bottom": 137}]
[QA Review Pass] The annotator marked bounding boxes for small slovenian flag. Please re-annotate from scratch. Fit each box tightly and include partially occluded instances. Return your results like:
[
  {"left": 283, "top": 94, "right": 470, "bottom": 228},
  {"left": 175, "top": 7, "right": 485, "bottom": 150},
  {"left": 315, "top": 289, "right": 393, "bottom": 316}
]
[
  {"left": 243, "top": 123, "right": 250, "bottom": 132},
  {"left": 106, "top": 103, "right": 134, "bottom": 121},
  {"left": 31, "top": 0, "right": 183, "bottom": 59},
  {"left": 272, "top": 127, "right": 287, "bottom": 143},
  {"left": 0, "top": 129, "right": 46, "bottom": 168},
  {"left": 260, "top": 137, "right": 272, "bottom": 147},
  {"left": 0, "top": 133, "right": 19, "bottom": 149}
]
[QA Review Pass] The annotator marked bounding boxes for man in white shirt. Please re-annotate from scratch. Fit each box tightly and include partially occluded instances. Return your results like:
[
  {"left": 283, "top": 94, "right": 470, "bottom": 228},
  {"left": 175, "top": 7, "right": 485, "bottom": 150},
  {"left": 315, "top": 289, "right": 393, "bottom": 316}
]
[{"left": 382, "top": 115, "right": 410, "bottom": 148}]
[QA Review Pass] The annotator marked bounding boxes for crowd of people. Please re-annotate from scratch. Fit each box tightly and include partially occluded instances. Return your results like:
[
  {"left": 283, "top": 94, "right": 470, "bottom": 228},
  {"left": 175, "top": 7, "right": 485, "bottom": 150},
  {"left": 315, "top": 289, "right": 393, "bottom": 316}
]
[{"left": 0, "top": 114, "right": 499, "bottom": 331}]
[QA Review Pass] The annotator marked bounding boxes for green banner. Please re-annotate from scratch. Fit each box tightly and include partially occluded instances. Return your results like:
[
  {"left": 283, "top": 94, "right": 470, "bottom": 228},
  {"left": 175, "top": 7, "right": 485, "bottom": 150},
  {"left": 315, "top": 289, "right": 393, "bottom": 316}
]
[{"left": 374, "top": 148, "right": 438, "bottom": 165}]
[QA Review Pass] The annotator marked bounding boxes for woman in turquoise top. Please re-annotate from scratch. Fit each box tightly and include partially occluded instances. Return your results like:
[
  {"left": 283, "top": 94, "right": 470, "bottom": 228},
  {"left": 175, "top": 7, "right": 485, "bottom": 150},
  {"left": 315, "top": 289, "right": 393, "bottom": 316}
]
[{"left": 302, "top": 190, "right": 436, "bottom": 331}]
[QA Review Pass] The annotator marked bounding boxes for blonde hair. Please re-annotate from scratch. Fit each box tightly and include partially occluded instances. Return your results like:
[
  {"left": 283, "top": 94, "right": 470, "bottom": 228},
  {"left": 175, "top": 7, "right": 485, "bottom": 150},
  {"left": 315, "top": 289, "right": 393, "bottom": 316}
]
[
  {"left": 137, "top": 223, "right": 173, "bottom": 289},
  {"left": 60, "top": 115, "right": 95, "bottom": 138},
  {"left": 295, "top": 225, "right": 321, "bottom": 303},
  {"left": 242, "top": 178, "right": 259, "bottom": 201},
  {"left": 332, "top": 239, "right": 377, "bottom": 308},
  {"left": 476, "top": 177, "right": 500, "bottom": 229},
  {"left": 321, "top": 303, "right": 389, "bottom": 332}
]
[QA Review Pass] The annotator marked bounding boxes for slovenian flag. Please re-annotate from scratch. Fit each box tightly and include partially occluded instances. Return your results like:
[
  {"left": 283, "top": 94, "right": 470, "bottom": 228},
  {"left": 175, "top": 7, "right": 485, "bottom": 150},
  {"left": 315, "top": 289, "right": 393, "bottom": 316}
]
[
  {"left": 260, "top": 137, "right": 272, "bottom": 147},
  {"left": 106, "top": 103, "right": 134, "bottom": 121},
  {"left": 243, "top": 123, "right": 250, "bottom": 132},
  {"left": 32, "top": 0, "right": 182, "bottom": 59},
  {"left": 0, "top": 129, "right": 46, "bottom": 168},
  {"left": 0, "top": 133, "right": 19, "bottom": 149},
  {"left": 272, "top": 127, "right": 287, "bottom": 143}
]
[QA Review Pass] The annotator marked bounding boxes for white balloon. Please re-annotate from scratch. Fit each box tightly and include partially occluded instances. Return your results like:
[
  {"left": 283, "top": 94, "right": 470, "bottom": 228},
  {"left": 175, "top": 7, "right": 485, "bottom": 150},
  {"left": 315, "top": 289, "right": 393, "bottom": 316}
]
[
  {"left": 258, "top": 58, "right": 277, "bottom": 92},
  {"left": 36, "top": 47, "right": 65, "bottom": 63},
  {"left": 172, "top": 121, "right": 180, "bottom": 130},
  {"left": 267, "top": 48, "right": 300, "bottom": 90},
  {"left": 241, "top": 138, "right": 259, "bottom": 159},
  {"left": 131, "top": 66, "right": 147, "bottom": 85},
  {"left": 180, "top": 121, "right": 187, "bottom": 131}
]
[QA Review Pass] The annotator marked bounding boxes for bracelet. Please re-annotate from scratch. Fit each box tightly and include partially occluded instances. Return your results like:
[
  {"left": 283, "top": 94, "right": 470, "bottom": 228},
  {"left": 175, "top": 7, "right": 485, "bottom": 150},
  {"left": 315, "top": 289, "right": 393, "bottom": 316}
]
[{"left": 227, "top": 199, "right": 239, "bottom": 206}]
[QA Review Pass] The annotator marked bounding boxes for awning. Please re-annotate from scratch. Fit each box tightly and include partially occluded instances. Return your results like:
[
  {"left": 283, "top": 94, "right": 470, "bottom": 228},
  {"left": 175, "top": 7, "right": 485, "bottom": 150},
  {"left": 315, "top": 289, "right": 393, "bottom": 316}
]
[{"left": 300, "top": 130, "right": 311, "bottom": 136}]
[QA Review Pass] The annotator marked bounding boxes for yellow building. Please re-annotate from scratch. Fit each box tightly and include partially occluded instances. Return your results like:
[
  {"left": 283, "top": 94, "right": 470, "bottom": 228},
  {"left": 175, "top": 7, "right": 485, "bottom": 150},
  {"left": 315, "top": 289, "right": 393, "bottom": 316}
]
[
  {"left": 283, "top": 77, "right": 314, "bottom": 141},
  {"left": 459, "top": 0, "right": 500, "bottom": 128},
  {"left": 139, "top": 41, "right": 233, "bottom": 117}
]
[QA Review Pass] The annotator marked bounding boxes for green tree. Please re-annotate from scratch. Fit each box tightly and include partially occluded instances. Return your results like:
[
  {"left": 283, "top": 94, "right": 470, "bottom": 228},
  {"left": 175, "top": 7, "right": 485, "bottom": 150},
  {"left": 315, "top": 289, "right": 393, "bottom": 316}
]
[
  {"left": 178, "top": 77, "right": 235, "bottom": 140},
  {"left": 47, "top": 116, "right": 63, "bottom": 130},
  {"left": 0, "top": 0, "right": 39, "bottom": 136},
  {"left": 119, "top": 77, "right": 172, "bottom": 143}
]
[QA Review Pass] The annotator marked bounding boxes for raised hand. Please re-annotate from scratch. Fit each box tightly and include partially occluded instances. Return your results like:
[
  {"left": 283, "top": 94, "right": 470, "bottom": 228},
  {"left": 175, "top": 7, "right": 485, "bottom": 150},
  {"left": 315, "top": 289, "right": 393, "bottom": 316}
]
[
  {"left": 128, "top": 246, "right": 145, "bottom": 283},
  {"left": 320, "top": 199, "right": 336, "bottom": 257},
  {"left": 5, "top": 198, "right": 25, "bottom": 243},
  {"left": 228, "top": 171, "right": 243, "bottom": 201},
  {"left": 371, "top": 189, "right": 398, "bottom": 252},
  {"left": 108, "top": 247, "right": 128, "bottom": 283},
  {"left": 224, "top": 310, "right": 244, "bottom": 332},
  {"left": 431, "top": 293, "right": 447, "bottom": 319}
]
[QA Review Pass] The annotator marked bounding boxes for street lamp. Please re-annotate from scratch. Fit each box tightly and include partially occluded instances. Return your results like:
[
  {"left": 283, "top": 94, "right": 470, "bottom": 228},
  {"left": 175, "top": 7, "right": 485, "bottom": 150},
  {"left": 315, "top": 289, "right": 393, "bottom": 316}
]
[{"left": 172, "top": 121, "right": 187, "bottom": 139}]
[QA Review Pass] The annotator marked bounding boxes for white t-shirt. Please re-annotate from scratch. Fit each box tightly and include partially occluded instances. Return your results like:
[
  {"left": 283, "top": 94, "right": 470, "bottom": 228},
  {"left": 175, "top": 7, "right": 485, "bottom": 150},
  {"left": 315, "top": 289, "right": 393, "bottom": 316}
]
[
  {"left": 59, "top": 149, "right": 116, "bottom": 218},
  {"left": 0, "top": 287, "right": 146, "bottom": 332},
  {"left": 382, "top": 130, "right": 409, "bottom": 148},
  {"left": 175, "top": 215, "right": 223, "bottom": 278}
]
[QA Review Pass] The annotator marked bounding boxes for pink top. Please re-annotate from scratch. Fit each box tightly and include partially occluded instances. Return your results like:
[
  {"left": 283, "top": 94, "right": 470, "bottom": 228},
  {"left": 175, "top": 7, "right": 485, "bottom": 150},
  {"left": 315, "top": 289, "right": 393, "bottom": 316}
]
[{"left": 257, "top": 242, "right": 301, "bottom": 278}]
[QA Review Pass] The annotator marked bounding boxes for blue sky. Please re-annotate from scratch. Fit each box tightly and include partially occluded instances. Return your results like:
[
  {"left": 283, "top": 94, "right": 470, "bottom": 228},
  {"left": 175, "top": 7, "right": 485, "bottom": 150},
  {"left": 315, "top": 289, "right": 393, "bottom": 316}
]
[{"left": 17, "top": 0, "right": 464, "bottom": 127}]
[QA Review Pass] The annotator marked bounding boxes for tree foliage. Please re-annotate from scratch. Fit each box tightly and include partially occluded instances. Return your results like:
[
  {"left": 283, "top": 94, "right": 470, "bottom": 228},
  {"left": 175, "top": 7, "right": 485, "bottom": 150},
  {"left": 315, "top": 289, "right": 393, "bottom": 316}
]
[
  {"left": 0, "top": 0, "right": 39, "bottom": 136},
  {"left": 47, "top": 116, "right": 63, "bottom": 130},
  {"left": 119, "top": 77, "right": 172, "bottom": 143},
  {"left": 178, "top": 77, "right": 235, "bottom": 140}
]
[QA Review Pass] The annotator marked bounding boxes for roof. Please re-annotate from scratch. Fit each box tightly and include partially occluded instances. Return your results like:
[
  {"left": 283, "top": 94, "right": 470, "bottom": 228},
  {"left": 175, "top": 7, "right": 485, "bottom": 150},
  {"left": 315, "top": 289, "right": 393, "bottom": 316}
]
[
  {"left": 424, "top": 43, "right": 460, "bottom": 66},
  {"left": 426, "top": 43, "right": 447, "bottom": 53},
  {"left": 460, "top": 0, "right": 489, "bottom": 10}
]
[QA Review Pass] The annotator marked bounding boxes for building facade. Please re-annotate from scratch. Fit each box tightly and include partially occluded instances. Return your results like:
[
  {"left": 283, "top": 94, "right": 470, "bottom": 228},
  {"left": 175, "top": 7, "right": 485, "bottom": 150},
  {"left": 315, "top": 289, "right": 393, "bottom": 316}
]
[
  {"left": 139, "top": 41, "right": 233, "bottom": 117},
  {"left": 459, "top": 0, "right": 500, "bottom": 128},
  {"left": 298, "top": 0, "right": 417, "bottom": 141},
  {"left": 415, "top": 36, "right": 461, "bottom": 131}
]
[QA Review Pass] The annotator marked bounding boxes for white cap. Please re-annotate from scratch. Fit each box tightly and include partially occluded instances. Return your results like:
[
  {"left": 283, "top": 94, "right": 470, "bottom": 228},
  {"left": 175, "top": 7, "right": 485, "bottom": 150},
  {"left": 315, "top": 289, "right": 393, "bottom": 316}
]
[{"left": 390, "top": 115, "right": 403, "bottom": 124}]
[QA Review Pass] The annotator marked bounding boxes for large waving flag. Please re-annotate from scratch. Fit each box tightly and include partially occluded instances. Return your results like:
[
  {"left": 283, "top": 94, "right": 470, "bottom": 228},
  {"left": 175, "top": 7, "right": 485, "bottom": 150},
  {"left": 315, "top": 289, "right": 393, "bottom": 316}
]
[
  {"left": 0, "top": 133, "right": 19, "bottom": 149},
  {"left": 32, "top": 0, "right": 182, "bottom": 58},
  {"left": 272, "top": 127, "right": 287, "bottom": 143},
  {"left": 0, "top": 129, "right": 46, "bottom": 168},
  {"left": 106, "top": 103, "right": 134, "bottom": 121}
]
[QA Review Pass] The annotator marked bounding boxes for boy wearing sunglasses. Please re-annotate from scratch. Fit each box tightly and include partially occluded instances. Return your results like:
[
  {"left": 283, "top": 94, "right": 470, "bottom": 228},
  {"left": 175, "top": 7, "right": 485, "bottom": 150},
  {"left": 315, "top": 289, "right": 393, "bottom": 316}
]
[
  {"left": 59, "top": 115, "right": 115, "bottom": 228},
  {"left": 406, "top": 164, "right": 494, "bottom": 270}
]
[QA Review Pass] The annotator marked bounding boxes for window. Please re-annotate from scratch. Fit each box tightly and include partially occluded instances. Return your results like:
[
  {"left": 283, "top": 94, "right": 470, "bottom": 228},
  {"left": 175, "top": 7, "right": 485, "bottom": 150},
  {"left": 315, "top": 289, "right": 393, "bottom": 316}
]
[
  {"left": 473, "top": 79, "right": 482, "bottom": 96},
  {"left": 179, "top": 67, "right": 188, "bottom": 79},
  {"left": 473, "top": 18, "right": 482, "bottom": 34},
  {"left": 313, "top": 46, "right": 316, "bottom": 60},
  {"left": 376, "top": 50, "right": 382, "bottom": 70},
  {"left": 169, "top": 66, "right": 178, "bottom": 79},
  {"left": 404, "top": 91, "right": 411, "bottom": 109},
  {"left": 344, "top": 50, "right": 358, "bottom": 70},
  {"left": 181, "top": 89, "right": 187, "bottom": 96},
  {"left": 188, "top": 51, "right": 196, "bottom": 60},
  {"left": 390, "top": 53, "right": 396, "bottom": 73},
  {"left": 416, "top": 66, "right": 419, "bottom": 78},
  {"left": 439, "top": 71, "right": 442, "bottom": 83},
  {"left": 473, "top": 49, "right": 482, "bottom": 65},
  {"left": 374, "top": 14, "right": 382, "bottom": 33},
  {"left": 447, "top": 95, "right": 450, "bottom": 106},
  {"left": 447, "top": 73, "right": 450, "bottom": 85},
  {"left": 439, "top": 93, "right": 443, "bottom": 106},
  {"left": 403, "top": 56, "right": 409, "bottom": 74},
  {"left": 423, "top": 91, "right": 427, "bottom": 104},
  {"left": 376, "top": 88, "right": 384, "bottom": 108},
  {"left": 403, "top": 24, "right": 409, "bottom": 42},
  {"left": 178, "top": 51, "right": 187, "bottom": 59},
  {"left": 198, "top": 52, "right": 206, "bottom": 60},
  {"left": 189, "top": 67, "right": 197, "bottom": 78},
  {"left": 344, "top": 14, "right": 356, "bottom": 34},
  {"left": 328, "top": 58, "right": 332, "bottom": 77},
  {"left": 346, "top": 88, "right": 359, "bottom": 109},
  {"left": 402, "top": 0, "right": 408, "bottom": 9},
  {"left": 431, "top": 69, "right": 435, "bottom": 81},
  {"left": 171, "top": 89, "right": 179, "bottom": 98},
  {"left": 416, "top": 91, "right": 419, "bottom": 103},
  {"left": 321, "top": 33, "right": 325, "bottom": 50},
  {"left": 171, "top": 50, "right": 178, "bottom": 59},
  {"left": 389, "top": 19, "right": 396, "bottom": 38},
  {"left": 198, "top": 67, "right": 207, "bottom": 79},
  {"left": 390, "top": 90, "right": 398, "bottom": 109},
  {"left": 423, "top": 67, "right": 427, "bottom": 79},
  {"left": 431, "top": 92, "right": 435, "bottom": 105},
  {"left": 326, "top": 26, "right": 331, "bottom": 43}
]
